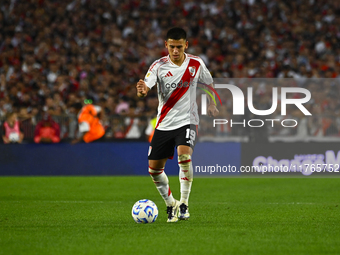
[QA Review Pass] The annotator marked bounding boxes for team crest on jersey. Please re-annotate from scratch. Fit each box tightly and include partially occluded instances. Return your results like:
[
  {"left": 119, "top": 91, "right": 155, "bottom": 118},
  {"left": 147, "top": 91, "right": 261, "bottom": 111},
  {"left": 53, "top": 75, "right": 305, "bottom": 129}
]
[
  {"left": 146, "top": 72, "right": 151, "bottom": 77},
  {"left": 189, "top": 66, "right": 196, "bottom": 76}
]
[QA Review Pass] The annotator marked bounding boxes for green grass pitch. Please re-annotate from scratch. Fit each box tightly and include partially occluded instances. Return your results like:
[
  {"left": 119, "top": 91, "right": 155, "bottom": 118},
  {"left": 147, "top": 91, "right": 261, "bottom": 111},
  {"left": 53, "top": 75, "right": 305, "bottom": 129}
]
[{"left": 0, "top": 176, "right": 339, "bottom": 255}]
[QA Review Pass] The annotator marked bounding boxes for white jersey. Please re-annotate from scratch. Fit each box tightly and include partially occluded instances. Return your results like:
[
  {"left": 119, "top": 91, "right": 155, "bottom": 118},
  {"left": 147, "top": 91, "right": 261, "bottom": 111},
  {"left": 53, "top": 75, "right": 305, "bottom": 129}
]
[{"left": 144, "top": 53, "right": 213, "bottom": 131}]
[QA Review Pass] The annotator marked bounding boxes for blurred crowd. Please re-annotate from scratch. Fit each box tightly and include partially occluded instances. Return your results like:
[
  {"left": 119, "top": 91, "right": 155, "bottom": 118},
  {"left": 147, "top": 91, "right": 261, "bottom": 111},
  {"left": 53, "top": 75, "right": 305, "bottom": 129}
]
[{"left": 1, "top": 0, "right": 340, "bottom": 143}]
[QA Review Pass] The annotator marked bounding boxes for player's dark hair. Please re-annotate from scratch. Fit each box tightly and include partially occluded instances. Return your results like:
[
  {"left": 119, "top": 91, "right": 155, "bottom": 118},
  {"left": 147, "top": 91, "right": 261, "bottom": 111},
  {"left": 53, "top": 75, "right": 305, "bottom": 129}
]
[{"left": 166, "top": 27, "right": 187, "bottom": 41}]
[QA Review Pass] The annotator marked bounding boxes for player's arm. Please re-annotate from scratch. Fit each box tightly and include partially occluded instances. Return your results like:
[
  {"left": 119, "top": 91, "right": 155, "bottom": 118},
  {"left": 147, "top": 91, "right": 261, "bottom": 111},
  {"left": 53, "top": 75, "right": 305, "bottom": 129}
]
[
  {"left": 206, "top": 83, "right": 219, "bottom": 117},
  {"left": 197, "top": 58, "right": 219, "bottom": 117},
  {"left": 136, "top": 79, "right": 150, "bottom": 98},
  {"left": 138, "top": 61, "right": 158, "bottom": 98}
]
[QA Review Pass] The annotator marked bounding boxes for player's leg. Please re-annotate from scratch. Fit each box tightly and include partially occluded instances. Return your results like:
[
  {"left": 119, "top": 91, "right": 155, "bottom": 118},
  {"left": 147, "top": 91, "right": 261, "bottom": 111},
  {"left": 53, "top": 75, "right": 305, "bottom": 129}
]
[
  {"left": 175, "top": 124, "right": 197, "bottom": 220},
  {"left": 177, "top": 145, "right": 193, "bottom": 220},
  {"left": 148, "top": 158, "right": 175, "bottom": 207},
  {"left": 148, "top": 129, "right": 180, "bottom": 222}
]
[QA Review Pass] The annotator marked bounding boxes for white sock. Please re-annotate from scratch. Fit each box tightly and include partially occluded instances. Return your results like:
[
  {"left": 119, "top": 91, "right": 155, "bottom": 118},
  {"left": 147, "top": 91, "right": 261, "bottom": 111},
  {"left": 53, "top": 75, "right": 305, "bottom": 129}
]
[
  {"left": 178, "top": 154, "right": 193, "bottom": 205},
  {"left": 149, "top": 167, "right": 175, "bottom": 206}
]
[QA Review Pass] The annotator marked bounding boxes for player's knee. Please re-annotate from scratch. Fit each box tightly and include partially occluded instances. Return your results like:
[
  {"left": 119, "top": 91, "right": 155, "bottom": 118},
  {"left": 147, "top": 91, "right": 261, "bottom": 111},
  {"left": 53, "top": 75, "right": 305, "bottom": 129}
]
[
  {"left": 148, "top": 166, "right": 164, "bottom": 180},
  {"left": 178, "top": 154, "right": 191, "bottom": 167},
  {"left": 148, "top": 159, "right": 166, "bottom": 170},
  {"left": 178, "top": 154, "right": 193, "bottom": 181},
  {"left": 148, "top": 166, "right": 163, "bottom": 175}
]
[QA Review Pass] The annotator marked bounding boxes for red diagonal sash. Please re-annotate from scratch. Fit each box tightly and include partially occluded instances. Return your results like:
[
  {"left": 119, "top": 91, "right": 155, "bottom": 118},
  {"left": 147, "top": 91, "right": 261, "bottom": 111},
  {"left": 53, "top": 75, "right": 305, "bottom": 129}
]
[{"left": 155, "top": 58, "right": 200, "bottom": 129}]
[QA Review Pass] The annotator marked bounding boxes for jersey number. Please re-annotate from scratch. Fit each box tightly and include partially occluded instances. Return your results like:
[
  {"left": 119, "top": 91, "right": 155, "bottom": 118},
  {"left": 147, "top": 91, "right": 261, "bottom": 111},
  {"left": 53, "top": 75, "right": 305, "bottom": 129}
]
[{"left": 185, "top": 128, "right": 196, "bottom": 141}]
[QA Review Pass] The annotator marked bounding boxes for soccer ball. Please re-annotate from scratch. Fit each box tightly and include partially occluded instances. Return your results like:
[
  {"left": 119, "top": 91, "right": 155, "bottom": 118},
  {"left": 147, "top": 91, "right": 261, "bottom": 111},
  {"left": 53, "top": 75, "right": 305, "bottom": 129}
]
[{"left": 132, "top": 199, "right": 158, "bottom": 223}]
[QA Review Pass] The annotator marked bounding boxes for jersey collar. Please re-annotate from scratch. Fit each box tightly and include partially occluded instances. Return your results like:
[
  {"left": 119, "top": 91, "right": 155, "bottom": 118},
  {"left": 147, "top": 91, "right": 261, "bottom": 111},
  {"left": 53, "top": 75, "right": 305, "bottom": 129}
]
[{"left": 167, "top": 53, "right": 187, "bottom": 67}]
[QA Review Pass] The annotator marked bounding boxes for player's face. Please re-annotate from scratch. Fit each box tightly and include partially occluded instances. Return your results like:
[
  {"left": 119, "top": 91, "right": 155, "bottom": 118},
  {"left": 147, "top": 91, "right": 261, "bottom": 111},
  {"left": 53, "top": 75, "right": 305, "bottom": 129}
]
[{"left": 165, "top": 39, "right": 188, "bottom": 64}]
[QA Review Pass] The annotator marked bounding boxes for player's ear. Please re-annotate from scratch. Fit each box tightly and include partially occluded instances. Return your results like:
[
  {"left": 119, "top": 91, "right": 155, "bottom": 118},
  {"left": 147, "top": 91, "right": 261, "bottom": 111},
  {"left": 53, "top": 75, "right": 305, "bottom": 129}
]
[
  {"left": 164, "top": 40, "right": 168, "bottom": 48},
  {"left": 185, "top": 40, "right": 188, "bottom": 49}
]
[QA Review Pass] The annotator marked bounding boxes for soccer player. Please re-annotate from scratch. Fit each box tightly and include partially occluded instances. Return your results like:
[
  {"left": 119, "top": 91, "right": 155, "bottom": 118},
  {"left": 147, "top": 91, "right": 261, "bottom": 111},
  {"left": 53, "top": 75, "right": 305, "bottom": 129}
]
[{"left": 136, "top": 27, "right": 218, "bottom": 222}]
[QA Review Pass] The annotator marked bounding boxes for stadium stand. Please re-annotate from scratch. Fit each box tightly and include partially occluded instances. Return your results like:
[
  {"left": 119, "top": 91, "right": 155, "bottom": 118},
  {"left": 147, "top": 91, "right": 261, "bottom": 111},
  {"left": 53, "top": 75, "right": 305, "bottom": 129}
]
[{"left": 0, "top": 0, "right": 340, "bottom": 142}]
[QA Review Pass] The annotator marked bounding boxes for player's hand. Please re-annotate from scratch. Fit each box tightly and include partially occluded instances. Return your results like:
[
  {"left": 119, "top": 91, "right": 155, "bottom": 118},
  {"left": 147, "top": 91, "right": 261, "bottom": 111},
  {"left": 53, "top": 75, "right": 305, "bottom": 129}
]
[
  {"left": 136, "top": 79, "right": 148, "bottom": 97},
  {"left": 207, "top": 104, "right": 219, "bottom": 117}
]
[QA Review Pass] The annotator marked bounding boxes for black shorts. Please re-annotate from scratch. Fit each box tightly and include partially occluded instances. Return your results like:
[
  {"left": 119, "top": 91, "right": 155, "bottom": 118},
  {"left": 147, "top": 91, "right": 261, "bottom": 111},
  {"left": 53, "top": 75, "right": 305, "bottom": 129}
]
[{"left": 148, "top": 124, "right": 198, "bottom": 160}]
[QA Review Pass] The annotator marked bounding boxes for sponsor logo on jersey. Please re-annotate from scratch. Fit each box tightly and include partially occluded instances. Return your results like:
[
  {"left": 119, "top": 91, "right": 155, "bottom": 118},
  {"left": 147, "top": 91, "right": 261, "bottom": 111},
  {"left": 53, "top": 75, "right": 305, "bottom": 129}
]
[
  {"left": 186, "top": 140, "right": 194, "bottom": 146},
  {"left": 165, "top": 80, "right": 194, "bottom": 89},
  {"left": 165, "top": 71, "right": 173, "bottom": 77}
]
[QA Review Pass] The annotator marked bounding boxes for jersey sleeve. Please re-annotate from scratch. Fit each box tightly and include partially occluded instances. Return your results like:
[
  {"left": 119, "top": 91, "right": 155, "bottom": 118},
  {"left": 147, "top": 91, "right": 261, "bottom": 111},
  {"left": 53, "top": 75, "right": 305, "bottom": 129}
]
[
  {"left": 144, "top": 60, "right": 158, "bottom": 89},
  {"left": 198, "top": 59, "right": 213, "bottom": 85}
]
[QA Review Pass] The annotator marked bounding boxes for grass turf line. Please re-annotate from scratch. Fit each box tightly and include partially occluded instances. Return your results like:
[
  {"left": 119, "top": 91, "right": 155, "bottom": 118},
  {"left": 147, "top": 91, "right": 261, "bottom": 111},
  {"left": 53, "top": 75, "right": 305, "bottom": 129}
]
[{"left": 0, "top": 177, "right": 339, "bottom": 255}]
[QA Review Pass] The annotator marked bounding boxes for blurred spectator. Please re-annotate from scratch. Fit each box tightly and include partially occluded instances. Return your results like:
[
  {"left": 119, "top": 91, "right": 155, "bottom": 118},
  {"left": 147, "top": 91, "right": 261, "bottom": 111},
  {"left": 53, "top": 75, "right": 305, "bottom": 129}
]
[
  {"left": 115, "top": 98, "right": 129, "bottom": 115},
  {"left": 34, "top": 113, "right": 60, "bottom": 144},
  {"left": 70, "top": 101, "right": 105, "bottom": 143},
  {"left": 108, "top": 117, "right": 126, "bottom": 139},
  {"left": 1, "top": 112, "right": 24, "bottom": 144},
  {"left": 145, "top": 116, "right": 157, "bottom": 143}
]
